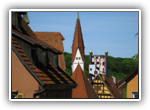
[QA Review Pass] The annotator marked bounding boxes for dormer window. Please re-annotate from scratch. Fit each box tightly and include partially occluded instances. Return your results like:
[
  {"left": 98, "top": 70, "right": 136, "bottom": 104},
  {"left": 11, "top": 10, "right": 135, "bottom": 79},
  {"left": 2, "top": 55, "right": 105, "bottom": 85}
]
[
  {"left": 36, "top": 47, "right": 47, "bottom": 67},
  {"left": 48, "top": 51, "right": 58, "bottom": 68},
  {"left": 54, "top": 54, "right": 58, "bottom": 68}
]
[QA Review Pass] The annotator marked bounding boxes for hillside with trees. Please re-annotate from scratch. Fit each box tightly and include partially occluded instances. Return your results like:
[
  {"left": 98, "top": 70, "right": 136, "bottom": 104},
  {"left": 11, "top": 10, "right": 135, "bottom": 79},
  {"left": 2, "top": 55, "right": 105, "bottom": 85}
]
[{"left": 64, "top": 51, "right": 138, "bottom": 80}]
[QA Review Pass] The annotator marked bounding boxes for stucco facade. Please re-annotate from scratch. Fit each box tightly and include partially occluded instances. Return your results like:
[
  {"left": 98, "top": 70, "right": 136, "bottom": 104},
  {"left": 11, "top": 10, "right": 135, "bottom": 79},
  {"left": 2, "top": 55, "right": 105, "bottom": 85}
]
[
  {"left": 127, "top": 73, "right": 138, "bottom": 98},
  {"left": 12, "top": 50, "right": 39, "bottom": 98},
  {"left": 72, "top": 48, "right": 84, "bottom": 72}
]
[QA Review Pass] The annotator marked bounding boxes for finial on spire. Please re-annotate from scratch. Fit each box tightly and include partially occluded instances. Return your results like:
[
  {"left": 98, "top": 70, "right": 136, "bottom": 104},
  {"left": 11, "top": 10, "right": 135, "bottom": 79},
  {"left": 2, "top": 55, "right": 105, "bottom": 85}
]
[{"left": 77, "top": 12, "right": 79, "bottom": 19}]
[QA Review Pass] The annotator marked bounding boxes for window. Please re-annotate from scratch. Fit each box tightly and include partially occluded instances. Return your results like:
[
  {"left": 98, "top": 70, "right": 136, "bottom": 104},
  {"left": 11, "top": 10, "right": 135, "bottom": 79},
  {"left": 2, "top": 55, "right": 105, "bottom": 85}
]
[
  {"left": 90, "top": 68, "right": 92, "bottom": 71},
  {"left": 54, "top": 54, "right": 58, "bottom": 68},
  {"left": 97, "top": 62, "right": 99, "bottom": 64},
  {"left": 132, "top": 92, "right": 139, "bottom": 98},
  {"left": 48, "top": 51, "right": 58, "bottom": 68},
  {"left": 76, "top": 57, "right": 78, "bottom": 60},
  {"left": 36, "top": 47, "right": 47, "bottom": 66},
  {"left": 42, "top": 51, "right": 47, "bottom": 66},
  {"left": 48, "top": 51, "right": 54, "bottom": 65},
  {"left": 31, "top": 48, "right": 36, "bottom": 64},
  {"left": 79, "top": 57, "right": 80, "bottom": 60}
]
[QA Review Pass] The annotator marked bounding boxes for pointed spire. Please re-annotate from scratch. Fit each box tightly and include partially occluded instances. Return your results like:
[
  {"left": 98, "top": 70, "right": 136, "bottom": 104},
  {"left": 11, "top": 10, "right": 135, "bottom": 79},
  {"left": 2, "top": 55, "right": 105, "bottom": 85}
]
[
  {"left": 72, "top": 12, "right": 85, "bottom": 62},
  {"left": 77, "top": 12, "right": 79, "bottom": 19}
]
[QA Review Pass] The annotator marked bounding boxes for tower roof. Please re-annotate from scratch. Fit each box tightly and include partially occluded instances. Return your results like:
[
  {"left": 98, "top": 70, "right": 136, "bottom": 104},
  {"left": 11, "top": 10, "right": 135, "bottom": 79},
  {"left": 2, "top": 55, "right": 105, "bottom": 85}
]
[
  {"left": 72, "top": 14, "right": 85, "bottom": 62},
  {"left": 71, "top": 64, "right": 98, "bottom": 98}
]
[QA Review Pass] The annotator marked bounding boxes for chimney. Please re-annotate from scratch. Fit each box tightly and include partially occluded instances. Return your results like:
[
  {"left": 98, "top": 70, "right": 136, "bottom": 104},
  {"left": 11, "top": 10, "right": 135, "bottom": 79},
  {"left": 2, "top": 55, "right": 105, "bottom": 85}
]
[
  {"left": 102, "top": 68, "right": 105, "bottom": 81},
  {"left": 23, "top": 12, "right": 30, "bottom": 24},
  {"left": 112, "top": 76, "right": 116, "bottom": 84},
  {"left": 105, "top": 51, "right": 108, "bottom": 77}
]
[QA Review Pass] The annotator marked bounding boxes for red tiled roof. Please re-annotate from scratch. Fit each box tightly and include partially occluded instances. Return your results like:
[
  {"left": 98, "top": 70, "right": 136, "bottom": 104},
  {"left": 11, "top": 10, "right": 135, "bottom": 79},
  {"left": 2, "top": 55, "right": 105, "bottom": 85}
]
[
  {"left": 12, "top": 36, "right": 76, "bottom": 86},
  {"left": 12, "top": 16, "right": 77, "bottom": 87},
  {"left": 116, "top": 67, "right": 138, "bottom": 88},
  {"left": 12, "top": 18, "right": 62, "bottom": 54},
  {"left": 72, "top": 18, "right": 85, "bottom": 62},
  {"left": 34, "top": 32, "right": 66, "bottom": 71},
  {"left": 93, "top": 74, "right": 123, "bottom": 98},
  {"left": 71, "top": 64, "right": 98, "bottom": 98}
]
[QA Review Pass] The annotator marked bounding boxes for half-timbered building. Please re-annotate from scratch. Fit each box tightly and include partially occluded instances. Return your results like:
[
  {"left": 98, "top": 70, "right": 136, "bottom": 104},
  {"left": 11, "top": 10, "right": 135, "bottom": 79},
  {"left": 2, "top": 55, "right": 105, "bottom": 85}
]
[{"left": 91, "top": 74, "right": 123, "bottom": 98}]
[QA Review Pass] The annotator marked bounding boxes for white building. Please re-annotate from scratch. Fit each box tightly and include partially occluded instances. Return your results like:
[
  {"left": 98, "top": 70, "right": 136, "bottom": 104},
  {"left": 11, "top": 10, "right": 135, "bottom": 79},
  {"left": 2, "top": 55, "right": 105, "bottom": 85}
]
[{"left": 89, "top": 55, "right": 106, "bottom": 76}]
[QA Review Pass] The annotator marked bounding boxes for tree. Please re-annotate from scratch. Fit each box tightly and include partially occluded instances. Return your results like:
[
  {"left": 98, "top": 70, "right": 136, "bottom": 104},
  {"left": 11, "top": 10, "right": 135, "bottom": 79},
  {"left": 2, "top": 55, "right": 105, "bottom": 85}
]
[
  {"left": 123, "top": 88, "right": 127, "bottom": 98},
  {"left": 132, "top": 53, "right": 138, "bottom": 67},
  {"left": 134, "top": 32, "right": 138, "bottom": 37},
  {"left": 132, "top": 32, "right": 138, "bottom": 67}
]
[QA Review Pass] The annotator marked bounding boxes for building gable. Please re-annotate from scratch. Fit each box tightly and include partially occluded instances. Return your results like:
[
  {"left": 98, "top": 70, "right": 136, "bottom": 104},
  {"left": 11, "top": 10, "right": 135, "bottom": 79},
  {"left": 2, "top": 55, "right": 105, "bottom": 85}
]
[
  {"left": 71, "top": 64, "right": 98, "bottom": 98},
  {"left": 92, "top": 75, "right": 114, "bottom": 98},
  {"left": 73, "top": 48, "right": 83, "bottom": 63},
  {"left": 72, "top": 48, "right": 84, "bottom": 72}
]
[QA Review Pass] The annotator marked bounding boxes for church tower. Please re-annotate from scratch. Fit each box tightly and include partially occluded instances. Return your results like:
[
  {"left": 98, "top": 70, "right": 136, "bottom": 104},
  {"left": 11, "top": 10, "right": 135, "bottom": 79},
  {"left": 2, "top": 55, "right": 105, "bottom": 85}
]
[{"left": 71, "top": 12, "right": 85, "bottom": 73}]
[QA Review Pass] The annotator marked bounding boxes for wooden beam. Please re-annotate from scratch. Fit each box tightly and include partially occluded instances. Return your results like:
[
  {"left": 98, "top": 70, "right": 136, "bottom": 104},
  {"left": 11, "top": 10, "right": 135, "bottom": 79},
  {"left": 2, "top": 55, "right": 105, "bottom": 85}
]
[{"left": 118, "top": 81, "right": 126, "bottom": 88}]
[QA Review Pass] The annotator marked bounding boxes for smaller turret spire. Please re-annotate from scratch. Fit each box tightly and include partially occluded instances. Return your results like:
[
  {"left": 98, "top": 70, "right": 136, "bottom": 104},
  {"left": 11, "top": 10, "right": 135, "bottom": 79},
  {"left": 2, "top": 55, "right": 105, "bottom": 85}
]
[{"left": 77, "top": 12, "right": 79, "bottom": 19}]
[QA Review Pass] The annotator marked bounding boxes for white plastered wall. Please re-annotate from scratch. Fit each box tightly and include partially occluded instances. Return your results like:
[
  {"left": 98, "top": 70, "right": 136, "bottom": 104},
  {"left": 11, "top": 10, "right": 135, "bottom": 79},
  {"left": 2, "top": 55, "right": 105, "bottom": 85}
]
[{"left": 72, "top": 48, "right": 84, "bottom": 73}]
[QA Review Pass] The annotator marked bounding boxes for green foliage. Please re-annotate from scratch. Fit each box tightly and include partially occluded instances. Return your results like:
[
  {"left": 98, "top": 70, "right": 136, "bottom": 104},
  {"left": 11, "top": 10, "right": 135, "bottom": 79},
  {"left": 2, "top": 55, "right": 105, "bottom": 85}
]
[
  {"left": 123, "top": 88, "right": 127, "bottom": 98},
  {"left": 134, "top": 32, "right": 138, "bottom": 37},
  {"left": 64, "top": 52, "right": 138, "bottom": 80},
  {"left": 132, "top": 53, "right": 138, "bottom": 67}
]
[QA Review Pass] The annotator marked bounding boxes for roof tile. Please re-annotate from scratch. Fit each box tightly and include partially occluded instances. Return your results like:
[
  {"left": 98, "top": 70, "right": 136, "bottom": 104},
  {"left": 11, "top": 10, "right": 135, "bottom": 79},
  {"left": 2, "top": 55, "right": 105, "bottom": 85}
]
[
  {"left": 116, "top": 67, "right": 138, "bottom": 87},
  {"left": 71, "top": 64, "right": 98, "bottom": 98},
  {"left": 34, "top": 32, "right": 66, "bottom": 71},
  {"left": 72, "top": 18, "right": 85, "bottom": 62},
  {"left": 98, "top": 74, "right": 123, "bottom": 98}
]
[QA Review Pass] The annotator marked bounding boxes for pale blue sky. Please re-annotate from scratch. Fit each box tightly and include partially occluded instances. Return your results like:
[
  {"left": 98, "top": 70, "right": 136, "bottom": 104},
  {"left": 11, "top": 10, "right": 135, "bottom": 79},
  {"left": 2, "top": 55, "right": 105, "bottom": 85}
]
[{"left": 28, "top": 12, "right": 138, "bottom": 58}]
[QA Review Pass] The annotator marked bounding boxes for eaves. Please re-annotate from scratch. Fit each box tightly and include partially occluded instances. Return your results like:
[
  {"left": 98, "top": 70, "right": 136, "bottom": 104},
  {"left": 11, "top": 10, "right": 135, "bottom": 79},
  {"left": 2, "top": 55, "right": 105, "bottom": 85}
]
[{"left": 12, "top": 44, "right": 44, "bottom": 87}]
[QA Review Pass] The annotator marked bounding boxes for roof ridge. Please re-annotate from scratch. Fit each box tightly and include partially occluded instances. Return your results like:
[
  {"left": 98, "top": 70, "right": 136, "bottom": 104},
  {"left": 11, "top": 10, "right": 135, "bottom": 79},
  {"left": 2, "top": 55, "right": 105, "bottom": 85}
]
[
  {"left": 34, "top": 31, "right": 65, "bottom": 41},
  {"left": 12, "top": 19, "right": 63, "bottom": 53},
  {"left": 72, "top": 64, "right": 98, "bottom": 98},
  {"left": 116, "top": 67, "right": 138, "bottom": 87}
]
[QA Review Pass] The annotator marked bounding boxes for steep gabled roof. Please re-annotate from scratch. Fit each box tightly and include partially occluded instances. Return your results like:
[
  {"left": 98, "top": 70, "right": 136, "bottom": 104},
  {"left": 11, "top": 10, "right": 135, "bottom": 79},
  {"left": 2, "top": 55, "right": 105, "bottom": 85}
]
[
  {"left": 102, "top": 75, "right": 123, "bottom": 98},
  {"left": 12, "top": 17, "right": 77, "bottom": 89},
  {"left": 72, "top": 18, "right": 85, "bottom": 62},
  {"left": 34, "top": 32, "right": 66, "bottom": 71},
  {"left": 71, "top": 64, "right": 98, "bottom": 98},
  {"left": 12, "top": 17, "right": 62, "bottom": 54},
  {"left": 92, "top": 74, "right": 123, "bottom": 98},
  {"left": 12, "top": 36, "right": 77, "bottom": 88}
]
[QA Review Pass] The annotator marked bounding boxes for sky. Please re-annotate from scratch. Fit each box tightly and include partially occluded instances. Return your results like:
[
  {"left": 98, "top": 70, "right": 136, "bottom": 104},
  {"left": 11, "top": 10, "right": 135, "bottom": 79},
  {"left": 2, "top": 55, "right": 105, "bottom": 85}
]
[{"left": 28, "top": 11, "right": 138, "bottom": 58}]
